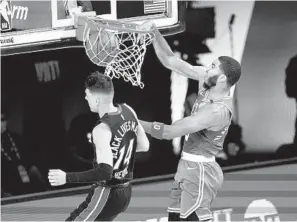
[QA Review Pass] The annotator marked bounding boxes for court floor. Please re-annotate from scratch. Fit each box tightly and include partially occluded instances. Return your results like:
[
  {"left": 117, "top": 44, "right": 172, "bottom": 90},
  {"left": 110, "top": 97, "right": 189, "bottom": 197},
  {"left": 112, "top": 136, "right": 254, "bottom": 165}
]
[{"left": 2, "top": 163, "right": 297, "bottom": 221}]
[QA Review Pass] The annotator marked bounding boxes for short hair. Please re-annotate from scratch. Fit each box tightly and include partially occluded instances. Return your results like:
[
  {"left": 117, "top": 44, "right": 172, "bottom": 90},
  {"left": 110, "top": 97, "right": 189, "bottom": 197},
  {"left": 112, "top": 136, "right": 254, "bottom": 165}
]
[
  {"left": 218, "top": 56, "right": 241, "bottom": 87},
  {"left": 85, "top": 71, "right": 114, "bottom": 94}
]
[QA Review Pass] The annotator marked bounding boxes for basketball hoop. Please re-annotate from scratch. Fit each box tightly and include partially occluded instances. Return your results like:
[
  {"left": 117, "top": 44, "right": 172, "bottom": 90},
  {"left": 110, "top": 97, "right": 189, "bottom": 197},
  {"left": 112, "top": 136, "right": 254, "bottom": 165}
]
[{"left": 76, "top": 16, "right": 155, "bottom": 89}]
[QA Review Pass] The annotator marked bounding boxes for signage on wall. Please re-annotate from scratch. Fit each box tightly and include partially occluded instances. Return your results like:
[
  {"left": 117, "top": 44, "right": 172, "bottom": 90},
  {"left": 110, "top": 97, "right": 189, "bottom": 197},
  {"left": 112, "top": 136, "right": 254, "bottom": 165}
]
[
  {"left": 139, "top": 199, "right": 284, "bottom": 222},
  {"left": 35, "top": 60, "right": 60, "bottom": 82}
]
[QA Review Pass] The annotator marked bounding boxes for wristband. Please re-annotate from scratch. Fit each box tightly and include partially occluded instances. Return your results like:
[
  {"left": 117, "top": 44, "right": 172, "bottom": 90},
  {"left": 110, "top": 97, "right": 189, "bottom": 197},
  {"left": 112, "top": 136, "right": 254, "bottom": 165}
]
[{"left": 151, "top": 122, "right": 164, "bottom": 140}]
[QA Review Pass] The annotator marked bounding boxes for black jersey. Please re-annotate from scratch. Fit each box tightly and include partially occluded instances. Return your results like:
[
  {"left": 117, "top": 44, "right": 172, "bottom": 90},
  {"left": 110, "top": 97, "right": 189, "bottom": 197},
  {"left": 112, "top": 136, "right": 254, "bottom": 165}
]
[{"left": 92, "top": 103, "right": 138, "bottom": 181}]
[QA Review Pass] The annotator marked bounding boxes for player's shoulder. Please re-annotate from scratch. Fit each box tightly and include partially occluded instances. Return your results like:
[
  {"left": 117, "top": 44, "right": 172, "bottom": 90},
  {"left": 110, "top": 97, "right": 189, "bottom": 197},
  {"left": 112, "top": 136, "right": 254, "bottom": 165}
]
[
  {"left": 210, "top": 103, "right": 230, "bottom": 120},
  {"left": 93, "top": 122, "right": 112, "bottom": 138},
  {"left": 122, "top": 103, "right": 138, "bottom": 119},
  {"left": 197, "top": 102, "right": 229, "bottom": 118}
]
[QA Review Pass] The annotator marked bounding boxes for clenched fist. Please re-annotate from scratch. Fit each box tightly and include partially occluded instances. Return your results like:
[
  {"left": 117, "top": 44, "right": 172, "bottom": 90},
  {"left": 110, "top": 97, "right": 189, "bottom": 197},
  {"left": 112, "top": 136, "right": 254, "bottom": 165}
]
[{"left": 48, "top": 169, "right": 66, "bottom": 186}]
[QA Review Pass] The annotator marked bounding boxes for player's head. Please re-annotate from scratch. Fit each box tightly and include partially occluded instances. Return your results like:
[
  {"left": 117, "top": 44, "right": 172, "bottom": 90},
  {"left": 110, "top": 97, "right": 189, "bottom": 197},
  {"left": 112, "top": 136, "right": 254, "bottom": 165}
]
[
  {"left": 204, "top": 56, "right": 241, "bottom": 89},
  {"left": 84, "top": 71, "right": 114, "bottom": 113}
]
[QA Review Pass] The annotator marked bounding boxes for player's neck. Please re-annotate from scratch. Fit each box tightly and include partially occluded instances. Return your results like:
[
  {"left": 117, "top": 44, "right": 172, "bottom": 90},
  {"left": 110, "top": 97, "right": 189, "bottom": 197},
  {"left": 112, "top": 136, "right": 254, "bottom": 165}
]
[
  {"left": 208, "top": 86, "right": 230, "bottom": 100},
  {"left": 98, "top": 103, "right": 118, "bottom": 117}
]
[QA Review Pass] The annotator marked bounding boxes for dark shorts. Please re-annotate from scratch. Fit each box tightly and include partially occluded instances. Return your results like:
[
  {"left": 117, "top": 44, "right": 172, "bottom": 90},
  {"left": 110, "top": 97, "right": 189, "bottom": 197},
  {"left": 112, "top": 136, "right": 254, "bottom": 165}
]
[{"left": 66, "top": 182, "right": 132, "bottom": 221}]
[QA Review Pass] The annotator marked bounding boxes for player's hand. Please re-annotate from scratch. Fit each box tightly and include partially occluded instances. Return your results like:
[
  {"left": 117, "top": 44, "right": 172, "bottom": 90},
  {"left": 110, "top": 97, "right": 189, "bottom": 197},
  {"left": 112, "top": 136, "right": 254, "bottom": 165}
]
[
  {"left": 139, "top": 20, "right": 156, "bottom": 31},
  {"left": 48, "top": 169, "right": 66, "bottom": 186}
]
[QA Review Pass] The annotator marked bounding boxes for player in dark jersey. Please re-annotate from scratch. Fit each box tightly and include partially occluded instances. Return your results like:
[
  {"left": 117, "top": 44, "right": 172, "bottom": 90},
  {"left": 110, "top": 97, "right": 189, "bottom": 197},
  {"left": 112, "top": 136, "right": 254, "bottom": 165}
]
[
  {"left": 139, "top": 21, "right": 241, "bottom": 221},
  {"left": 48, "top": 71, "right": 150, "bottom": 221}
]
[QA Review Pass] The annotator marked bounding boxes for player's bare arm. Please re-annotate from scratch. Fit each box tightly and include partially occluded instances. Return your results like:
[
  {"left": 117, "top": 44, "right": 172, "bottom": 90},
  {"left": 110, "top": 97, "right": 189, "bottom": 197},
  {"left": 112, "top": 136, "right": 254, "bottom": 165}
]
[
  {"left": 124, "top": 104, "right": 150, "bottom": 152},
  {"left": 139, "top": 21, "right": 207, "bottom": 82},
  {"left": 135, "top": 123, "right": 150, "bottom": 152},
  {"left": 48, "top": 123, "right": 113, "bottom": 186},
  {"left": 92, "top": 123, "right": 113, "bottom": 166},
  {"left": 139, "top": 104, "right": 230, "bottom": 140}
]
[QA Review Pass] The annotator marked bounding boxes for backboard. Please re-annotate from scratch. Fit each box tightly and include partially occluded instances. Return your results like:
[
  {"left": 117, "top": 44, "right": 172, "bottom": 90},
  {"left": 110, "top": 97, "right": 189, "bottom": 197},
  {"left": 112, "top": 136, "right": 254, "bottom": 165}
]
[{"left": 0, "top": 0, "right": 186, "bottom": 56}]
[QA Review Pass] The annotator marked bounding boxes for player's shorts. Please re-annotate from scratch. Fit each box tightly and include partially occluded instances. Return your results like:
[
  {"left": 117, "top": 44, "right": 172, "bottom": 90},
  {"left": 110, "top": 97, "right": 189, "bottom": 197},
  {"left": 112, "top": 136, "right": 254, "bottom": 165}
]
[
  {"left": 167, "top": 152, "right": 224, "bottom": 221},
  {"left": 66, "top": 180, "right": 131, "bottom": 221}
]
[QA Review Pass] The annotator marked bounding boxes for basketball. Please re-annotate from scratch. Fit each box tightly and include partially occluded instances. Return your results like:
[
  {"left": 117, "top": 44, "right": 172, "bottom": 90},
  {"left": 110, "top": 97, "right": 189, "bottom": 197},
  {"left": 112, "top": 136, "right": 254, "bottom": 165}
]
[{"left": 85, "top": 29, "right": 119, "bottom": 66}]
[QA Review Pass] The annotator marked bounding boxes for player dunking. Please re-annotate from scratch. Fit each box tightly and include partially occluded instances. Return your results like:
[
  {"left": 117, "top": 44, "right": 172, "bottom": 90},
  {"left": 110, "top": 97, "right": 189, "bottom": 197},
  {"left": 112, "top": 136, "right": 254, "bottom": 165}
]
[
  {"left": 139, "top": 21, "right": 241, "bottom": 221},
  {"left": 48, "top": 72, "right": 150, "bottom": 221}
]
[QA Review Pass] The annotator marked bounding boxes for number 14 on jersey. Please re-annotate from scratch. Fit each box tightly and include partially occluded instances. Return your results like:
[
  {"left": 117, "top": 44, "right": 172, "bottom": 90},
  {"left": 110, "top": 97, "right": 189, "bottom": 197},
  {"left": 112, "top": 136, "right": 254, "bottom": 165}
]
[{"left": 114, "top": 139, "right": 134, "bottom": 174}]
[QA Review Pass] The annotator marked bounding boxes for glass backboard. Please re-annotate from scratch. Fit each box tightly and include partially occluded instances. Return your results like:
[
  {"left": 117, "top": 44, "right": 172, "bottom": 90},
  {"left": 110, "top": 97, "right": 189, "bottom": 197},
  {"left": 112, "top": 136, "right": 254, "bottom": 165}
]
[{"left": 0, "top": 0, "right": 186, "bottom": 56}]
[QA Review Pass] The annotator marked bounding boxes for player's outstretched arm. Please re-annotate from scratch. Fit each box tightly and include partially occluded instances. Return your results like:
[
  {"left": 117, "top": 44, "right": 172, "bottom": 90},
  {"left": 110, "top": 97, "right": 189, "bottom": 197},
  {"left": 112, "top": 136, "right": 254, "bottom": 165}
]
[
  {"left": 140, "top": 21, "right": 207, "bottom": 81},
  {"left": 139, "top": 104, "right": 230, "bottom": 140}
]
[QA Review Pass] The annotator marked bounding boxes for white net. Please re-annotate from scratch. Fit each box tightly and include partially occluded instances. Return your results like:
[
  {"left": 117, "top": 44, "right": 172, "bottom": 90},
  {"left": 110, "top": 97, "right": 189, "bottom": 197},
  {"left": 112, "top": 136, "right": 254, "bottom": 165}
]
[{"left": 82, "top": 18, "right": 155, "bottom": 89}]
